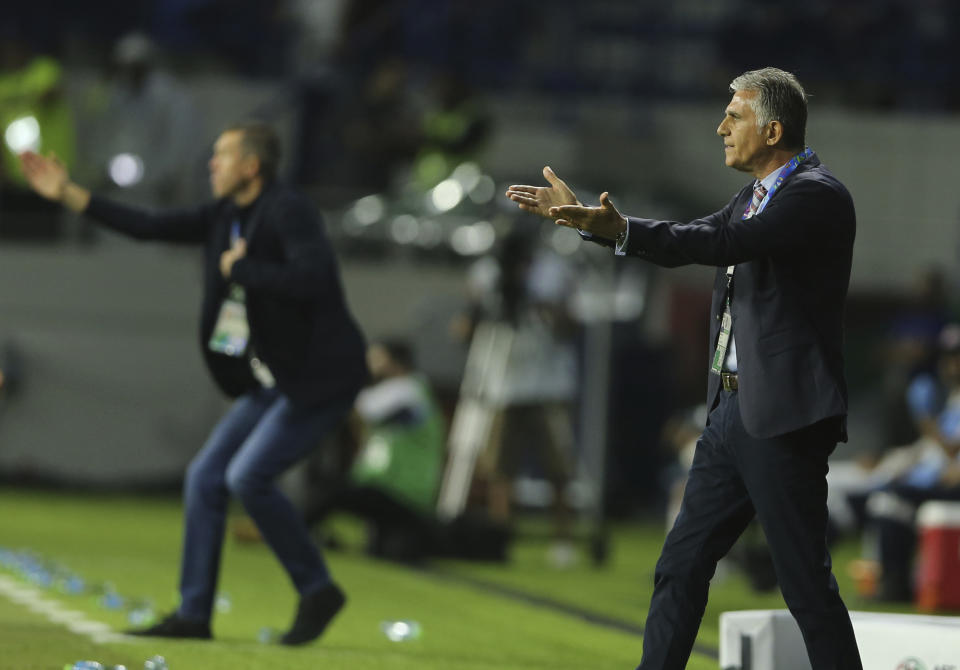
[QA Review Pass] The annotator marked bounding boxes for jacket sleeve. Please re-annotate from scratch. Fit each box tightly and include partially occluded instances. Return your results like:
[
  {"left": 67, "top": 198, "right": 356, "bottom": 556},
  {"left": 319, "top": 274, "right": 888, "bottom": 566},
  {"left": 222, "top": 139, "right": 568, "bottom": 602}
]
[
  {"left": 619, "top": 191, "right": 743, "bottom": 267},
  {"left": 576, "top": 190, "right": 743, "bottom": 263},
  {"left": 228, "top": 194, "right": 333, "bottom": 300},
  {"left": 577, "top": 229, "right": 615, "bottom": 249},
  {"left": 85, "top": 195, "right": 214, "bottom": 243},
  {"left": 622, "top": 176, "right": 854, "bottom": 268}
]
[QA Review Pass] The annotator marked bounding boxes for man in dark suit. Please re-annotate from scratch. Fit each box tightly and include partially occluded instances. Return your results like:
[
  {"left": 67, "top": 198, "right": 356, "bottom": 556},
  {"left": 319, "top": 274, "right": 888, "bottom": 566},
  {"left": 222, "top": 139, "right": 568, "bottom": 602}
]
[
  {"left": 506, "top": 68, "right": 862, "bottom": 669},
  {"left": 19, "top": 122, "right": 368, "bottom": 645}
]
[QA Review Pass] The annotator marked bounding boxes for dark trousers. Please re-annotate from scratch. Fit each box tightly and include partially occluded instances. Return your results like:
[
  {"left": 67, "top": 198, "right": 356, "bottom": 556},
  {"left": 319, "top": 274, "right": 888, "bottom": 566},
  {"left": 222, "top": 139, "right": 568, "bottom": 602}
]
[
  {"left": 637, "top": 390, "right": 862, "bottom": 670},
  {"left": 178, "top": 386, "right": 352, "bottom": 621}
]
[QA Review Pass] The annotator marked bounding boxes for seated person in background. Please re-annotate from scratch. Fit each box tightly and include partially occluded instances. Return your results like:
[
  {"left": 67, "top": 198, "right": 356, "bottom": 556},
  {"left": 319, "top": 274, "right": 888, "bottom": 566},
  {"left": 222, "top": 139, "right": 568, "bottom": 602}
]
[
  {"left": 860, "top": 324, "right": 960, "bottom": 601},
  {"left": 305, "top": 339, "right": 445, "bottom": 562},
  {"left": 829, "top": 324, "right": 960, "bottom": 538}
]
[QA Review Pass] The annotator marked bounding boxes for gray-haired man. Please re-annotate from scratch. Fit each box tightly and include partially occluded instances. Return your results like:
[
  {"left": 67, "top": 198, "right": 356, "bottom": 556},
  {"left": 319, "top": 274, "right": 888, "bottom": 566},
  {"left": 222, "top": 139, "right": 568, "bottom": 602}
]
[{"left": 507, "top": 67, "right": 863, "bottom": 669}]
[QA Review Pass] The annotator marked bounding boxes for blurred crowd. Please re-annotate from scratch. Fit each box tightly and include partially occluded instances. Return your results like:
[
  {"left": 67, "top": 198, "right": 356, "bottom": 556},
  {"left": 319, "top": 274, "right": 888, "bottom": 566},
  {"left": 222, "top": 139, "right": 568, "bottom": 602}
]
[
  {"left": 5, "top": 0, "right": 960, "bottom": 222},
  {"left": 6, "top": 0, "right": 959, "bottom": 106}
]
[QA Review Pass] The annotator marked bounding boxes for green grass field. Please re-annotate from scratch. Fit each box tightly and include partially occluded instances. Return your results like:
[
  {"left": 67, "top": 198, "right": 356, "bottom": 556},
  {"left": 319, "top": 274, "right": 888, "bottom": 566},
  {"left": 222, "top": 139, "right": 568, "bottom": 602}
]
[{"left": 0, "top": 489, "right": 910, "bottom": 670}]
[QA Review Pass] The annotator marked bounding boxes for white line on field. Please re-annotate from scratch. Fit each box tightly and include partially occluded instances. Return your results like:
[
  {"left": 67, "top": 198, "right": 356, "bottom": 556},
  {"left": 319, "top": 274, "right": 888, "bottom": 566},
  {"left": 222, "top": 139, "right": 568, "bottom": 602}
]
[{"left": 0, "top": 575, "right": 131, "bottom": 644}]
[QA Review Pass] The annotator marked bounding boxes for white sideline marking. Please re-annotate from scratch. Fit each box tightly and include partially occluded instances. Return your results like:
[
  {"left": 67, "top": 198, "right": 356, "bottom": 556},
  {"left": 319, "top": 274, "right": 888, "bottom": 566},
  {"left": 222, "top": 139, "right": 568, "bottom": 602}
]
[
  {"left": 0, "top": 575, "right": 131, "bottom": 645},
  {"left": 48, "top": 610, "right": 89, "bottom": 624}
]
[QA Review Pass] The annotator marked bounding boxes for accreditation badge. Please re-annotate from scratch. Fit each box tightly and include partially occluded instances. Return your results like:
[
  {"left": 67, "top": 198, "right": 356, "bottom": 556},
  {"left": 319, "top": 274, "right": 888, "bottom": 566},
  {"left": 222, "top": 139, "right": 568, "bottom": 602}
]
[
  {"left": 711, "top": 309, "right": 732, "bottom": 375},
  {"left": 208, "top": 285, "right": 249, "bottom": 357}
]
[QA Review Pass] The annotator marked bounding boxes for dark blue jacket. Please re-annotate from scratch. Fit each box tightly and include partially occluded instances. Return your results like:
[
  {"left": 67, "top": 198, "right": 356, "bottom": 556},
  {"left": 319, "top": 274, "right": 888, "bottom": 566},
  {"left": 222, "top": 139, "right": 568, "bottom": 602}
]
[
  {"left": 86, "top": 183, "right": 368, "bottom": 408},
  {"left": 621, "top": 156, "right": 855, "bottom": 440}
]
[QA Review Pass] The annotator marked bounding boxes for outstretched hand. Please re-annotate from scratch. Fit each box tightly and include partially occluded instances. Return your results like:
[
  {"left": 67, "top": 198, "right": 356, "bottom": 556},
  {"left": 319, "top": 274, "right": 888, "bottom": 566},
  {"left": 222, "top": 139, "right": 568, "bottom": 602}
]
[
  {"left": 505, "top": 166, "right": 579, "bottom": 219},
  {"left": 19, "top": 151, "right": 69, "bottom": 202},
  {"left": 550, "top": 192, "right": 628, "bottom": 242}
]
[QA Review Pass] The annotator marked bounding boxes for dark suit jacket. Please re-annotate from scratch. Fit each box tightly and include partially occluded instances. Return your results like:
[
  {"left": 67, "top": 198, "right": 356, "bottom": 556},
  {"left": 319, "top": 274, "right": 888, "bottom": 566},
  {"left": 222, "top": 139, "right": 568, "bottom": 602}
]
[
  {"left": 86, "top": 183, "right": 369, "bottom": 409},
  {"left": 619, "top": 156, "right": 855, "bottom": 440}
]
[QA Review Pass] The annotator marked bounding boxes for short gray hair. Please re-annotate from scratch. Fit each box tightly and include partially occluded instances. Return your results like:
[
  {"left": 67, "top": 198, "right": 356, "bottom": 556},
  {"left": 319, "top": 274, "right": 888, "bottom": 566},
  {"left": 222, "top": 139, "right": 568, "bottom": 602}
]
[{"left": 729, "top": 68, "right": 807, "bottom": 150}]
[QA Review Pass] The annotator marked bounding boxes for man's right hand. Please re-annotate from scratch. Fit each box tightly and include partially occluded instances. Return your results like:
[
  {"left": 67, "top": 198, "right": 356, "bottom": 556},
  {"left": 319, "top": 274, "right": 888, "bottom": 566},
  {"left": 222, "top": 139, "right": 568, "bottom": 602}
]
[
  {"left": 19, "top": 151, "right": 90, "bottom": 213},
  {"left": 19, "top": 151, "right": 68, "bottom": 201},
  {"left": 505, "top": 166, "right": 579, "bottom": 219}
]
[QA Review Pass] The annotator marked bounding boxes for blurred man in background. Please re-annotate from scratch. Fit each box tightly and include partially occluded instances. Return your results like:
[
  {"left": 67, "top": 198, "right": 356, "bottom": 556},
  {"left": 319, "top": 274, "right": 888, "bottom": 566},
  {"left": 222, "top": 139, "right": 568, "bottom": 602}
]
[
  {"left": 507, "top": 67, "right": 863, "bottom": 669},
  {"left": 18, "top": 121, "right": 368, "bottom": 646}
]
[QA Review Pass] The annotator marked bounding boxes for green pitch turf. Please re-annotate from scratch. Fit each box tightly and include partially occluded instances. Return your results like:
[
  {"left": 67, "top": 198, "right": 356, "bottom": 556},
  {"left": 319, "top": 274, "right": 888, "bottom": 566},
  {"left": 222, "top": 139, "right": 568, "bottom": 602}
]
[{"left": 0, "top": 489, "right": 902, "bottom": 670}]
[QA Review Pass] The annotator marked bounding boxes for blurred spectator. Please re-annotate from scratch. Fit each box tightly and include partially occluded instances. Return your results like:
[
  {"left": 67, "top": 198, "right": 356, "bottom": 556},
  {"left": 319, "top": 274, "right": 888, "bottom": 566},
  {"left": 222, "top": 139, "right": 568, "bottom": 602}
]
[
  {"left": 458, "top": 227, "right": 580, "bottom": 566},
  {"left": 78, "top": 32, "right": 203, "bottom": 209},
  {"left": 332, "top": 0, "right": 404, "bottom": 73},
  {"left": 305, "top": 339, "right": 446, "bottom": 563},
  {"left": 876, "top": 267, "right": 948, "bottom": 450},
  {"left": 302, "top": 60, "right": 490, "bottom": 201},
  {"left": 151, "top": 0, "right": 294, "bottom": 76},
  {"left": 336, "top": 57, "right": 423, "bottom": 194},
  {"left": 410, "top": 68, "right": 490, "bottom": 190},
  {"left": 853, "top": 324, "right": 960, "bottom": 601},
  {"left": 0, "top": 37, "right": 75, "bottom": 239},
  {"left": 286, "top": 0, "right": 350, "bottom": 68}
]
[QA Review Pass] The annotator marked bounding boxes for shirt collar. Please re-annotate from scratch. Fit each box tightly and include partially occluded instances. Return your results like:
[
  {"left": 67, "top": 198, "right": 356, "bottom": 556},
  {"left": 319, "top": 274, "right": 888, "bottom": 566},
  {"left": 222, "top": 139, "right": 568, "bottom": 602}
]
[{"left": 758, "top": 161, "right": 788, "bottom": 193}]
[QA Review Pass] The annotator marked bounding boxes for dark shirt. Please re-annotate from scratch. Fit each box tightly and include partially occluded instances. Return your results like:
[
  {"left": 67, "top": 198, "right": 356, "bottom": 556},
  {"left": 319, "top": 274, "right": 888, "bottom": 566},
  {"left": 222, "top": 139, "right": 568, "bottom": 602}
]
[{"left": 85, "top": 183, "right": 369, "bottom": 408}]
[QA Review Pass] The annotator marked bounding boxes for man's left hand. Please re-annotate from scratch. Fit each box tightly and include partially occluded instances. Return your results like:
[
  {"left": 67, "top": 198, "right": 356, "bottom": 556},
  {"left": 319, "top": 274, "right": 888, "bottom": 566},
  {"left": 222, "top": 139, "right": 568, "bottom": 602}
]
[
  {"left": 550, "top": 192, "right": 628, "bottom": 242},
  {"left": 220, "top": 238, "right": 247, "bottom": 278}
]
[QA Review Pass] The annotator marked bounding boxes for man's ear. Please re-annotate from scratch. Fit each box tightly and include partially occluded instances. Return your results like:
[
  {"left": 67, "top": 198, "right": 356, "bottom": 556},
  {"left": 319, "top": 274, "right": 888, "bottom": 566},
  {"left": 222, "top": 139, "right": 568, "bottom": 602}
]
[
  {"left": 765, "top": 120, "right": 784, "bottom": 146},
  {"left": 243, "top": 153, "right": 262, "bottom": 180}
]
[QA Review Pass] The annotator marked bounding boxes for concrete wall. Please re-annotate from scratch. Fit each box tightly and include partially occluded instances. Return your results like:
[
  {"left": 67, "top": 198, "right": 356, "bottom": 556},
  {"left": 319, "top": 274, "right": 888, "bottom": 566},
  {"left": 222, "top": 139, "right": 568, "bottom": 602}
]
[
  {"left": 0, "top": 234, "right": 470, "bottom": 485},
  {"left": 0, "top": 237, "right": 223, "bottom": 484}
]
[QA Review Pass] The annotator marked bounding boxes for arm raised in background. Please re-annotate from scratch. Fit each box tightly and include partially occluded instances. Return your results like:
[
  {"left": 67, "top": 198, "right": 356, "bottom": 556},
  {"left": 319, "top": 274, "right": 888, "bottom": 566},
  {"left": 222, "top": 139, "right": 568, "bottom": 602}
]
[
  {"left": 19, "top": 150, "right": 90, "bottom": 213},
  {"left": 18, "top": 150, "right": 211, "bottom": 244}
]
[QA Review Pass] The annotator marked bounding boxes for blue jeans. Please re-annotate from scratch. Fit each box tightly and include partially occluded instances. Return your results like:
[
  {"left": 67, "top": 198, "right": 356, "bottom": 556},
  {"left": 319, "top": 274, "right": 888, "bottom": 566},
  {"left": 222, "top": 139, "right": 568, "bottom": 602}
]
[{"left": 177, "top": 386, "right": 351, "bottom": 621}]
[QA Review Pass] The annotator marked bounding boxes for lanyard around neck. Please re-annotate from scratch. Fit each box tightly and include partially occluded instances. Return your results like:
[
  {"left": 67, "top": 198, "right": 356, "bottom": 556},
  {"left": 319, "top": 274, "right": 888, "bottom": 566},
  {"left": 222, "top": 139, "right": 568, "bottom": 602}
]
[
  {"left": 741, "top": 146, "right": 814, "bottom": 220},
  {"left": 727, "top": 146, "right": 815, "bottom": 281}
]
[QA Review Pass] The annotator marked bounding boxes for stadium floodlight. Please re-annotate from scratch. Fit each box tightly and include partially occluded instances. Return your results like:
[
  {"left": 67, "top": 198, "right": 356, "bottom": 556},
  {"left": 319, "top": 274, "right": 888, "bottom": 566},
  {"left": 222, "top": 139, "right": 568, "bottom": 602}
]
[{"left": 4, "top": 115, "right": 41, "bottom": 154}]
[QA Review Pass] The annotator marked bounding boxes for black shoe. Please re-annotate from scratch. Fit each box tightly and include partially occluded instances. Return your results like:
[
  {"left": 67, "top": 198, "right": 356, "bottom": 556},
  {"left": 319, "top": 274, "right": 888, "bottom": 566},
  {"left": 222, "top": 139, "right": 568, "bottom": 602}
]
[
  {"left": 126, "top": 612, "right": 211, "bottom": 639},
  {"left": 279, "top": 583, "right": 346, "bottom": 646}
]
